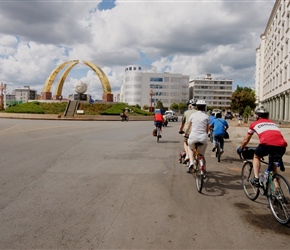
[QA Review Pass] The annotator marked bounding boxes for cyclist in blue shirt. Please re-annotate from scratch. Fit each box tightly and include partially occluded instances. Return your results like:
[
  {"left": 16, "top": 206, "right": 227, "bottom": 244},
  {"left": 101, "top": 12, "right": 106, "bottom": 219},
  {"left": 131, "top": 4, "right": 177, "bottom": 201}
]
[{"left": 209, "top": 112, "right": 229, "bottom": 154}]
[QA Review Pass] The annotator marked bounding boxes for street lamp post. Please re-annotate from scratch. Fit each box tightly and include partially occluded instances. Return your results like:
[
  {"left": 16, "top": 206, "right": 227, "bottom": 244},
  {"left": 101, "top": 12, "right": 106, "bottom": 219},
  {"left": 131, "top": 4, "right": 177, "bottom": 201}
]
[{"left": 149, "top": 88, "right": 153, "bottom": 114}]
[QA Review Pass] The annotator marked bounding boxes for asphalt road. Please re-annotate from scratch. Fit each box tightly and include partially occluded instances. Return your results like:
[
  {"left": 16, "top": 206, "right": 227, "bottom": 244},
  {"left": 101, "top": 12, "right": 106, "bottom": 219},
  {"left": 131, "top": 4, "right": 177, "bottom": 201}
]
[{"left": 0, "top": 118, "right": 289, "bottom": 249}]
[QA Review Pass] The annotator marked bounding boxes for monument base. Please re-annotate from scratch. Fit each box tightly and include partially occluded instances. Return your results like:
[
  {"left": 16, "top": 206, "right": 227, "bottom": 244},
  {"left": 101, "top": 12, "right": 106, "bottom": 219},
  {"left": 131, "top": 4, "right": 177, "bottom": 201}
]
[
  {"left": 41, "top": 92, "right": 52, "bottom": 100},
  {"left": 68, "top": 94, "right": 88, "bottom": 101},
  {"left": 102, "top": 93, "right": 113, "bottom": 102}
]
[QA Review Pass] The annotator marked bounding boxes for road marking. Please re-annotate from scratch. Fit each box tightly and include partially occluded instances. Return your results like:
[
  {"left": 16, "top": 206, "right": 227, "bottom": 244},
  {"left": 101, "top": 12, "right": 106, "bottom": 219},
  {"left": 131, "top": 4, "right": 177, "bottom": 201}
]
[
  {"left": 0, "top": 124, "right": 20, "bottom": 133},
  {"left": 0, "top": 124, "right": 71, "bottom": 135}
]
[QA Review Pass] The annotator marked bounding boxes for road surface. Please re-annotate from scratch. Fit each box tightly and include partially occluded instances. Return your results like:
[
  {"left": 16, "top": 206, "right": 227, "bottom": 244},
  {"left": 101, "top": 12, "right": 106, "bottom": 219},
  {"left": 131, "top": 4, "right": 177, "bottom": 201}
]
[{"left": 0, "top": 118, "right": 289, "bottom": 249}]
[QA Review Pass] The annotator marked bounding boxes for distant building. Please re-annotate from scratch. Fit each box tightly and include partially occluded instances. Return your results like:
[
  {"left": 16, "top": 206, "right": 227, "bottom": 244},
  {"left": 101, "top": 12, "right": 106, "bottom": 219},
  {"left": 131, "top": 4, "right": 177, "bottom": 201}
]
[
  {"left": 14, "top": 86, "right": 37, "bottom": 103},
  {"left": 120, "top": 65, "right": 189, "bottom": 108},
  {"left": 255, "top": 0, "right": 290, "bottom": 122},
  {"left": 189, "top": 74, "right": 233, "bottom": 109}
]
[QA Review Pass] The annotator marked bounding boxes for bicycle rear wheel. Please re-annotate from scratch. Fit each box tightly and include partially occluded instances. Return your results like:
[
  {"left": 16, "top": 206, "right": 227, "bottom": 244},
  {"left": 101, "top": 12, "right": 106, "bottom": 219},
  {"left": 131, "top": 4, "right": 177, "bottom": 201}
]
[
  {"left": 241, "top": 161, "right": 260, "bottom": 200},
  {"left": 216, "top": 143, "right": 221, "bottom": 162},
  {"left": 195, "top": 157, "right": 204, "bottom": 193},
  {"left": 156, "top": 127, "right": 160, "bottom": 143},
  {"left": 267, "top": 173, "right": 290, "bottom": 225}
]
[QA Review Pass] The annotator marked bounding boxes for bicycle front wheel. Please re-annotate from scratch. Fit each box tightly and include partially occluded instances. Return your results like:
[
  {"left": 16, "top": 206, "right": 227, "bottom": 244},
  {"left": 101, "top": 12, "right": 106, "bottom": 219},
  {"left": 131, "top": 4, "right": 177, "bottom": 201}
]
[
  {"left": 241, "top": 161, "right": 260, "bottom": 201},
  {"left": 267, "top": 173, "right": 290, "bottom": 225},
  {"left": 195, "top": 158, "right": 204, "bottom": 193}
]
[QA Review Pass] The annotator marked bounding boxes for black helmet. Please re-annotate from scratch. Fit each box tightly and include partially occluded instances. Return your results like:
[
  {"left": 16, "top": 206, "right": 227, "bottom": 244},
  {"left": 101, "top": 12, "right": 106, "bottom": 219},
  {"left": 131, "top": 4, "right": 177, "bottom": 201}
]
[
  {"left": 187, "top": 99, "right": 197, "bottom": 106},
  {"left": 255, "top": 106, "right": 269, "bottom": 118}
]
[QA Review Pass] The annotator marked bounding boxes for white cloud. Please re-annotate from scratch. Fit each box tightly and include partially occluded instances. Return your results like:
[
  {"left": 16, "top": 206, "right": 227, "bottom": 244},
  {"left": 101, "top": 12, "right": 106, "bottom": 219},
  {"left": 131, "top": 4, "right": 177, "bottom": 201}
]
[{"left": 0, "top": 0, "right": 274, "bottom": 100}]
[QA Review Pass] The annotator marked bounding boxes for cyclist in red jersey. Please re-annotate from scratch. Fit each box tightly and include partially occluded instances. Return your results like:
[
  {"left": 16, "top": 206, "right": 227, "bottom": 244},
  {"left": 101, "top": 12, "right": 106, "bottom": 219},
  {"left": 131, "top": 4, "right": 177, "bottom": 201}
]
[
  {"left": 154, "top": 110, "right": 164, "bottom": 138},
  {"left": 237, "top": 106, "right": 288, "bottom": 187}
]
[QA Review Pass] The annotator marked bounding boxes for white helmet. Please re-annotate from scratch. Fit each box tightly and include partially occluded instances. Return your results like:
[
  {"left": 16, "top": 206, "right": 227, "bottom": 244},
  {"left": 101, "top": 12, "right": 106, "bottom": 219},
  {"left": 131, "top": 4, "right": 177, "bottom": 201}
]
[{"left": 196, "top": 100, "right": 206, "bottom": 106}]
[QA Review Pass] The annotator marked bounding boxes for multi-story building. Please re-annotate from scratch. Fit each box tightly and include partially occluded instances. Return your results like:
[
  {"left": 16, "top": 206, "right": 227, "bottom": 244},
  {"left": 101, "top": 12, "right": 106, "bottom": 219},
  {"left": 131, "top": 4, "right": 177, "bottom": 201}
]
[
  {"left": 189, "top": 74, "right": 233, "bottom": 110},
  {"left": 14, "top": 86, "right": 37, "bottom": 103},
  {"left": 255, "top": 0, "right": 290, "bottom": 122},
  {"left": 120, "top": 65, "right": 189, "bottom": 108}
]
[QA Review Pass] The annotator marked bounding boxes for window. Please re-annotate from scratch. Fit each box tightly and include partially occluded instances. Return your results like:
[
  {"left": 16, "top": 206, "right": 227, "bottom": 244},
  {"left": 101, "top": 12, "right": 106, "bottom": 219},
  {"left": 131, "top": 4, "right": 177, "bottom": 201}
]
[{"left": 150, "top": 77, "right": 163, "bottom": 82}]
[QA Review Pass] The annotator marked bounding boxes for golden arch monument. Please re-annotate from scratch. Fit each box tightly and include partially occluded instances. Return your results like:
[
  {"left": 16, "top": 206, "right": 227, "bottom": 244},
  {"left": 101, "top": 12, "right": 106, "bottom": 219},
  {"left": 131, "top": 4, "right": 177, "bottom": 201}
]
[{"left": 41, "top": 60, "right": 113, "bottom": 102}]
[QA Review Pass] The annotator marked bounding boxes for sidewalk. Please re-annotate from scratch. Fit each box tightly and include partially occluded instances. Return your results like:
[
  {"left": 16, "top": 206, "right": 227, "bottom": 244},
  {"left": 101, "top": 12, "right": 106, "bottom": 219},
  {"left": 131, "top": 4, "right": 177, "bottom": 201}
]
[{"left": 0, "top": 113, "right": 153, "bottom": 121}]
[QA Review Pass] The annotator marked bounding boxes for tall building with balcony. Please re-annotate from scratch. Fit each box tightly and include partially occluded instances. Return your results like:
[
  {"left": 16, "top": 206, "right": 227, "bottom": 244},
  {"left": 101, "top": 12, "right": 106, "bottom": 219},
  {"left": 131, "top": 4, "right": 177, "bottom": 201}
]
[
  {"left": 120, "top": 65, "right": 189, "bottom": 108},
  {"left": 189, "top": 74, "right": 233, "bottom": 109},
  {"left": 255, "top": 0, "right": 290, "bottom": 122}
]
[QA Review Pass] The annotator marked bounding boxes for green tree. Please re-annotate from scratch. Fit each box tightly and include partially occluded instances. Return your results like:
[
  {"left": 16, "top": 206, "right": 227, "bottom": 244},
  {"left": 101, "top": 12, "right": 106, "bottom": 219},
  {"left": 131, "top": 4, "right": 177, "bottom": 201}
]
[
  {"left": 230, "top": 86, "right": 256, "bottom": 115},
  {"left": 143, "top": 104, "right": 149, "bottom": 110},
  {"left": 155, "top": 100, "right": 164, "bottom": 109},
  {"left": 170, "top": 103, "right": 179, "bottom": 111},
  {"left": 178, "top": 102, "right": 187, "bottom": 113},
  {"left": 243, "top": 105, "right": 252, "bottom": 123}
]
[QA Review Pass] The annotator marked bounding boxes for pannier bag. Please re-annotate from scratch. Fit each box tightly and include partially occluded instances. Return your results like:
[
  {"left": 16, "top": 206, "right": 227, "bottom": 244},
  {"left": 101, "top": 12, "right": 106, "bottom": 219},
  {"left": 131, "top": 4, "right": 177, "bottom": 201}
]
[{"left": 152, "top": 128, "right": 157, "bottom": 137}]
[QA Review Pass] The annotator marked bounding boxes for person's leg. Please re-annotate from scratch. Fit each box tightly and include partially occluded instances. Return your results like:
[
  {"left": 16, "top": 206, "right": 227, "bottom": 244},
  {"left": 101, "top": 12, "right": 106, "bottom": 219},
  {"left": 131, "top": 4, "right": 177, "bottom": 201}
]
[
  {"left": 212, "top": 135, "right": 217, "bottom": 151},
  {"left": 220, "top": 137, "right": 224, "bottom": 151},
  {"left": 253, "top": 154, "right": 261, "bottom": 178},
  {"left": 184, "top": 138, "right": 190, "bottom": 161}
]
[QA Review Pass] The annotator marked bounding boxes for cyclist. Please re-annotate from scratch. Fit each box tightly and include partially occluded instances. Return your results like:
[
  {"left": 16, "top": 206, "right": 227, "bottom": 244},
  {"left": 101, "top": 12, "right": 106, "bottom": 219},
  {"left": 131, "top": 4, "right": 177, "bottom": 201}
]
[
  {"left": 237, "top": 106, "right": 288, "bottom": 187},
  {"left": 154, "top": 110, "right": 164, "bottom": 138},
  {"left": 184, "top": 100, "right": 209, "bottom": 173},
  {"left": 208, "top": 112, "right": 216, "bottom": 139},
  {"left": 179, "top": 99, "right": 197, "bottom": 162},
  {"left": 210, "top": 112, "right": 229, "bottom": 154}
]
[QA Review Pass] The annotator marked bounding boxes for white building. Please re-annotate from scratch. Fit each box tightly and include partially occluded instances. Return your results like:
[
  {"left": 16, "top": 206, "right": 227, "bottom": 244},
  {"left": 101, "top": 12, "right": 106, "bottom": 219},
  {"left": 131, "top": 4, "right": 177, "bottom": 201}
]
[
  {"left": 14, "top": 86, "right": 37, "bottom": 103},
  {"left": 120, "top": 65, "right": 189, "bottom": 108},
  {"left": 255, "top": 0, "right": 290, "bottom": 122},
  {"left": 189, "top": 74, "right": 233, "bottom": 109}
]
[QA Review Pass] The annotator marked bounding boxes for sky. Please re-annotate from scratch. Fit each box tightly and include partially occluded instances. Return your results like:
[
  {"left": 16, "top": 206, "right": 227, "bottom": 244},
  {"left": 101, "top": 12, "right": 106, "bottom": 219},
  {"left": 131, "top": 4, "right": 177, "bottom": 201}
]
[{"left": 0, "top": 0, "right": 275, "bottom": 100}]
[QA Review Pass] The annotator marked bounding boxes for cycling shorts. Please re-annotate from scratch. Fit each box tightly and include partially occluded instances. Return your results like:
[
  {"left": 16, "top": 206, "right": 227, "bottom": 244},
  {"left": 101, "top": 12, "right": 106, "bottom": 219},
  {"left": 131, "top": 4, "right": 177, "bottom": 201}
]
[
  {"left": 255, "top": 144, "right": 286, "bottom": 158},
  {"left": 154, "top": 122, "right": 163, "bottom": 128}
]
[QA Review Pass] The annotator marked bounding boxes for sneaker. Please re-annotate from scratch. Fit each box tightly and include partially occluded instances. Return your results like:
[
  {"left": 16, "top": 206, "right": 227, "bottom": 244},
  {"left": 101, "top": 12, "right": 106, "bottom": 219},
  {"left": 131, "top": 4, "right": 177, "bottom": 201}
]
[
  {"left": 158, "top": 135, "right": 162, "bottom": 138},
  {"left": 186, "top": 164, "right": 193, "bottom": 173},
  {"left": 212, "top": 147, "right": 216, "bottom": 152},
  {"left": 220, "top": 150, "right": 224, "bottom": 155},
  {"left": 250, "top": 177, "right": 260, "bottom": 187}
]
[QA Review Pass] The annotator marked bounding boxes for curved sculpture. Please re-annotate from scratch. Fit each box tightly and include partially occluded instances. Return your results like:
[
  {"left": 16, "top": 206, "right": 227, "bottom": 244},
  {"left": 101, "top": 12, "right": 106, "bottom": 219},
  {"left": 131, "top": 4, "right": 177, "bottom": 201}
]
[
  {"left": 54, "top": 61, "right": 79, "bottom": 96},
  {"left": 42, "top": 60, "right": 79, "bottom": 93},
  {"left": 42, "top": 60, "right": 112, "bottom": 101},
  {"left": 83, "top": 60, "right": 112, "bottom": 94}
]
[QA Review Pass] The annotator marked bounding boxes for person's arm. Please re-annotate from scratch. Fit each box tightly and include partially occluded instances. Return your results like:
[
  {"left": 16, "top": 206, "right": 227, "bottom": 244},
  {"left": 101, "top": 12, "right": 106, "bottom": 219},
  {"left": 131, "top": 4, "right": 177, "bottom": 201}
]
[
  {"left": 185, "top": 122, "right": 192, "bottom": 136},
  {"left": 240, "top": 133, "right": 252, "bottom": 149}
]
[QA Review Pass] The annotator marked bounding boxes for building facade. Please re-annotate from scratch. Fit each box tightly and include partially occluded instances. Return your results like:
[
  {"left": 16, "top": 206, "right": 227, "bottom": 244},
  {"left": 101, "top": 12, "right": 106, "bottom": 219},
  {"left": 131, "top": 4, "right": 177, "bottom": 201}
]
[
  {"left": 120, "top": 65, "right": 189, "bottom": 108},
  {"left": 189, "top": 74, "right": 233, "bottom": 109},
  {"left": 14, "top": 86, "right": 37, "bottom": 103},
  {"left": 255, "top": 0, "right": 290, "bottom": 122}
]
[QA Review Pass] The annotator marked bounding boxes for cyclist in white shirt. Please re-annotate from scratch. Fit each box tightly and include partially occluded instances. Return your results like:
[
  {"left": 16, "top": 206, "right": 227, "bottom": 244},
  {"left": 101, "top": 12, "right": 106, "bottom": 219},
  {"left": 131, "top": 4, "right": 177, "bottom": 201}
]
[{"left": 185, "top": 100, "right": 209, "bottom": 173}]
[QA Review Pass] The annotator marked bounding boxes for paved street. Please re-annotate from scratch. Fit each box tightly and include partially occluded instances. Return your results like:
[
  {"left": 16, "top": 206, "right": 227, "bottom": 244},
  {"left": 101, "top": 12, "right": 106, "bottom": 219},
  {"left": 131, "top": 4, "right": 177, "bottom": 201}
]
[{"left": 0, "top": 117, "right": 289, "bottom": 249}]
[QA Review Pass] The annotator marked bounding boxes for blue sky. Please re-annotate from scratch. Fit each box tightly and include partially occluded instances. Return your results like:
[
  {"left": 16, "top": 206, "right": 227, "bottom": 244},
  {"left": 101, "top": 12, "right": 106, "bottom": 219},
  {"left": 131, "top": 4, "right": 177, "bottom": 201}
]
[{"left": 0, "top": 0, "right": 274, "bottom": 100}]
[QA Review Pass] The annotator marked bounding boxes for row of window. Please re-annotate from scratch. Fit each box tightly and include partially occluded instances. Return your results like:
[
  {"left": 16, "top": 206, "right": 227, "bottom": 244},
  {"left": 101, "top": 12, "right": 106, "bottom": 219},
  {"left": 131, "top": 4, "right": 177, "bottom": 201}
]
[
  {"left": 193, "top": 81, "right": 232, "bottom": 85},
  {"left": 195, "top": 86, "right": 232, "bottom": 90}
]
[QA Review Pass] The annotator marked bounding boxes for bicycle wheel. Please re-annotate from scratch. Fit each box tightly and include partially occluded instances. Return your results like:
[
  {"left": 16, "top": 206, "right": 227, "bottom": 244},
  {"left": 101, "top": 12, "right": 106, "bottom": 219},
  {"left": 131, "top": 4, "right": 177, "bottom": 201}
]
[
  {"left": 267, "top": 173, "right": 290, "bottom": 224},
  {"left": 157, "top": 127, "right": 160, "bottom": 143},
  {"left": 195, "top": 157, "right": 204, "bottom": 193},
  {"left": 241, "top": 161, "right": 260, "bottom": 200},
  {"left": 216, "top": 143, "right": 221, "bottom": 162},
  {"left": 210, "top": 131, "right": 213, "bottom": 143}
]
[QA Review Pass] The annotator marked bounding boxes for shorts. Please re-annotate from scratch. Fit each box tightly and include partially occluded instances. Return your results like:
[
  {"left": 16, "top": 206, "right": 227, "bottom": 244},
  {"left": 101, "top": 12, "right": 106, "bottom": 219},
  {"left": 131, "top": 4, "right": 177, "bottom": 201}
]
[
  {"left": 255, "top": 144, "right": 286, "bottom": 158},
  {"left": 188, "top": 139, "right": 208, "bottom": 155},
  {"left": 154, "top": 122, "right": 163, "bottom": 129}
]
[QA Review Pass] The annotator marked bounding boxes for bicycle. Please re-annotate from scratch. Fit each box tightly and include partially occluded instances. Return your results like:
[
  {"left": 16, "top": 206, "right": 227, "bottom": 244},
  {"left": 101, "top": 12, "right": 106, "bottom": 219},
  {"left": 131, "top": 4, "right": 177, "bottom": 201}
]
[
  {"left": 238, "top": 147, "right": 290, "bottom": 225},
  {"left": 215, "top": 136, "right": 222, "bottom": 162},
  {"left": 186, "top": 140, "right": 206, "bottom": 193},
  {"left": 156, "top": 123, "right": 162, "bottom": 143}
]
